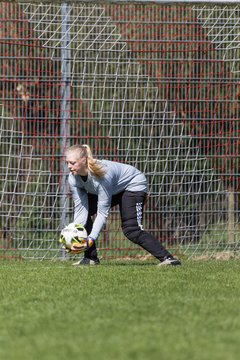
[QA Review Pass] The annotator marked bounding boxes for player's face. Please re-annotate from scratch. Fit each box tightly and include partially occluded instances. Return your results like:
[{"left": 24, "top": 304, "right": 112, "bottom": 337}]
[{"left": 66, "top": 152, "right": 88, "bottom": 176}]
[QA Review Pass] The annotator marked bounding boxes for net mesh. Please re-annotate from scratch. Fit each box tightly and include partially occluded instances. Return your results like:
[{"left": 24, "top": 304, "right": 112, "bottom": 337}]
[
  {"left": 0, "top": 2, "right": 239, "bottom": 260},
  {"left": 193, "top": 4, "right": 240, "bottom": 73}
]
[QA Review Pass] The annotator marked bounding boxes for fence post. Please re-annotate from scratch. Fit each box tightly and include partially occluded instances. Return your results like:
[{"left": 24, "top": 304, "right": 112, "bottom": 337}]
[
  {"left": 59, "top": 3, "right": 71, "bottom": 258},
  {"left": 227, "top": 188, "right": 235, "bottom": 245}
]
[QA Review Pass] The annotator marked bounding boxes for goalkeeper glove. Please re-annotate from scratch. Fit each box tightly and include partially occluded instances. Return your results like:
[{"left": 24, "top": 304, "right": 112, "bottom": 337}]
[{"left": 70, "top": 236, "right": 95, "bottom": 254}]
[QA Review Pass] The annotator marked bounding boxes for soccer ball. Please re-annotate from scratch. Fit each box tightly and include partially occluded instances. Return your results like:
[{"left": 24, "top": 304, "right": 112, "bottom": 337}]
[{"left": 59, "top": 223, "right": 88, "bottom": 250}]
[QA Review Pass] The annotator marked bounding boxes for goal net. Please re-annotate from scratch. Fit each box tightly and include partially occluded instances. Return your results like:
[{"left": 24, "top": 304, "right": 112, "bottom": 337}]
[{"left": 0, "top": 1, "right": 239, "bottom": 260}]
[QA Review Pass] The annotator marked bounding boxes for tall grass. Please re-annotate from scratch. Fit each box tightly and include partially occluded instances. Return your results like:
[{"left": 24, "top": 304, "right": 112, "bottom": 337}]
[{"left": 1, "top": 259, "right": 240, "bottom": 360}]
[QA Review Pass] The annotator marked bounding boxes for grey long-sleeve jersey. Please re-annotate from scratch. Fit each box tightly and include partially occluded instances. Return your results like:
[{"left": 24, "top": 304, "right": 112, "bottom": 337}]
[{"left": 68, "top": 159, "right": 148, "bottom": 240}]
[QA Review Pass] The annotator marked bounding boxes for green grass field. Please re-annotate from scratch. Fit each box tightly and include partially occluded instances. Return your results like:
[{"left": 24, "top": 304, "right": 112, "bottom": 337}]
[{"left": 1, "top": 259, "right": 240, "bottom": 360}]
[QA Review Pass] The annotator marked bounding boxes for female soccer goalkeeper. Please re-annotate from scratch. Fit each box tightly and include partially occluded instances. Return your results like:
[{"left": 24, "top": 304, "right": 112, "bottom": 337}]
[{"left": 65, "top": 144, "right": 181, "bottom": 266}]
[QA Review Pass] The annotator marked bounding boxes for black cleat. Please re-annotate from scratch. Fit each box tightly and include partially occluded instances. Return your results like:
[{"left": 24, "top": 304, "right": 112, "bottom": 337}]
[{"left": 158, "top": 256, "right": 181, "bottom": 266}]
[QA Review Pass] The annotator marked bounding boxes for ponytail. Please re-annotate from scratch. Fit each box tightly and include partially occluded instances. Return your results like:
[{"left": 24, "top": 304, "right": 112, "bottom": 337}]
[{"left": 65, "top": 144, "right": 106, "bottom": 178}]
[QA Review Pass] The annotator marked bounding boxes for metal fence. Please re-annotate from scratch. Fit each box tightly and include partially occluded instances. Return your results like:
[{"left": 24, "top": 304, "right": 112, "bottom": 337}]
[{"left": 0, "top": 1, "right": 239, "bottom": 260}]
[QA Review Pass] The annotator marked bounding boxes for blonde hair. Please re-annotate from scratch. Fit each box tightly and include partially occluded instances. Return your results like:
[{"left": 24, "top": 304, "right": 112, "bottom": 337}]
[{"left": 65, "top": 144, "right": 106, "bottom": 178}]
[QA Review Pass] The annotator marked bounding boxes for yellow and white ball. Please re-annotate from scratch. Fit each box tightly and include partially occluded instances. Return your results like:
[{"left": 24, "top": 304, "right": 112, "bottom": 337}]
[{"left": 59, "top": 223, "right": 87, "bottom": 250}]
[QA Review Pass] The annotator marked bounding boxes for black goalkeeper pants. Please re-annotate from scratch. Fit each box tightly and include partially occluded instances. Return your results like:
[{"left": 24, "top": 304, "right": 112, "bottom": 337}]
[{"left": 84, "top": 190, "right": 173, "bottom": 261}]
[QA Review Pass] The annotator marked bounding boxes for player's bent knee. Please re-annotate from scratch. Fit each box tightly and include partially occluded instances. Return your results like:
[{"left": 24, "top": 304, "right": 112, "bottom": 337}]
[{"left": 122, "top": 227, "right": 142, "bottom": 244}]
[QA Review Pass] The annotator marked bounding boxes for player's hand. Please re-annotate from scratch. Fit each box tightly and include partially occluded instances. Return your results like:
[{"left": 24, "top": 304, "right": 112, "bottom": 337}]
[{"left": 70, "top": 237, "right": 95, "bottom": 254}]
